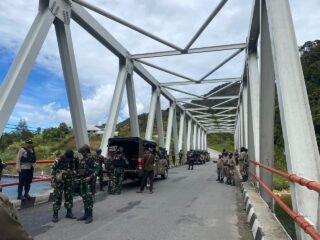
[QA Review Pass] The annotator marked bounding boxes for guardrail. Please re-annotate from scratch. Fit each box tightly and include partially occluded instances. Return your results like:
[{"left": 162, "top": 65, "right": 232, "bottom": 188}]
[
  {"left": 250, "top": 160, "right": 320, "bottom": 240},
  {"left": 0, "top": 160, "right": 54, "bottom": 188},
  {"left": 0, "top": 177, "right": 51, "bottom": 187}
]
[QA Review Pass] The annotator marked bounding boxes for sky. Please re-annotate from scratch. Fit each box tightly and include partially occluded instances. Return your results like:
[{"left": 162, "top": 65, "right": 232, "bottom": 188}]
[{"left": 0, "top": 0, "right": 319, "bottom": 131}]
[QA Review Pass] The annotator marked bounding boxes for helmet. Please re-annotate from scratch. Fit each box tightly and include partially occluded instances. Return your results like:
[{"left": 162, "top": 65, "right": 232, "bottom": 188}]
[
  {"left": 65, "top": 149, "right": 74, "bottom": 159},
  {"left": 96, "top": 148, "right": 102, "bottom": 154},
  {"left": 78, "top": 144, "right": 90, "bottom": 154}
]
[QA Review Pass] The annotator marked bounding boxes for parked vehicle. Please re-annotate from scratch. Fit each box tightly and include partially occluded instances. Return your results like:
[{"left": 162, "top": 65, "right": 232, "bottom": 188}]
[{"left": 107, "top": 137, "right": 168, "bottom": 180}]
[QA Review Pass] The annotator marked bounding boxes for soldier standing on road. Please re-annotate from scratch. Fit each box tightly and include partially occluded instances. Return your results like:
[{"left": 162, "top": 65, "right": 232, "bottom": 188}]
[
  {"left": 216, "top": 154, "right": 223, "bottom": 181},
  {"left": 16, "top": 140, "right": 36, "bottom": 200},
  {"left": 76, "top": 144, "right": 99, "bottom": 224},
  {"left": 136, "top": 148, "right": 155, "bottom": 194},
  {"left": 234, "top": 149, "right": 239, "bottom": 165},
  {"left": 105, "top": 153, "right": 114, "bottom": 194},
  {"left": 111, "top": 147, "right": 128, "bottom": 195},
  {"left": 51, "top": 149, "right": 77, "bottom": 223},
  {"left": 188, "top": 150, "right": 195, "bottom": 170},
  {"left": 220, "top": 151, "right": 229, "bottom": 183},
  {"left": 227, "top": 153, "right": 236, "bottom": 186},
  {"left": 94, "top": 148, "right": 106, "bottom": 192},
  {"left": 178, "top": 150, "right": 183, "bottom": 165}
]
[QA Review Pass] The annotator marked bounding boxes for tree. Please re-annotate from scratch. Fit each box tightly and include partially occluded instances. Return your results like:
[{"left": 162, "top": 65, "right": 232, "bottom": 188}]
[
  {"left": 15, "top": 119, "right": 33, "bottom": 140},
  {"left": 58, "top": 122, "right": 69, "bottom": 134}
]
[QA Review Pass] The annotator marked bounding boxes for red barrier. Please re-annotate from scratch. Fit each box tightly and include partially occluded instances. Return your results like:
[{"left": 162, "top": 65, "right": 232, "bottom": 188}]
[
  {"left": 250, "top": 172, "right": 320, "bottom": 240},
  {"left": 4, "top": 160, "right": 54, "bottom": 166},
  {"left": 250, "top": 160, "right": 320, "bottom": 193},
  {"left": 0, "top": 177, "right": 51, "bottom": 188}
]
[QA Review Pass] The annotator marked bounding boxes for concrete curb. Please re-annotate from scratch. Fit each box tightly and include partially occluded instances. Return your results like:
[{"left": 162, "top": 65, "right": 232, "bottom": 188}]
[{"left": 236, "top": 167, "right": 291, "bottom": 240}]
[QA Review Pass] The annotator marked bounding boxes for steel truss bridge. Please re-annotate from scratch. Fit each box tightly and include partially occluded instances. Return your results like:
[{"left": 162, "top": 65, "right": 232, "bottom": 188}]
[{"left": 0, "top": 1, "right": 319, "bottom": 239}]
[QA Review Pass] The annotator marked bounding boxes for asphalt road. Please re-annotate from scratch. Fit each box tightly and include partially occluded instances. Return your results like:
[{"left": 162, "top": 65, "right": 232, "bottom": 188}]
[{"left": 20, "top": 149, "right": 253, "bottom": 240}]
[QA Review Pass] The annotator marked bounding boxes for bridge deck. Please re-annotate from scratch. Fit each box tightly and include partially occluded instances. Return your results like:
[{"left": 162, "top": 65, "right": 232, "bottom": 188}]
[{"left": 19, "top": 150, "right": 252, "bottom": 240}]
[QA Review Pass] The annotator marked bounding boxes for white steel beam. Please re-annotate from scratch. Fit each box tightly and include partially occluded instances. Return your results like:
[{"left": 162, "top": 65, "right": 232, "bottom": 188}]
[
  {"left": 177, "top": 96, "right": 238, "bottom": 101},
  {"left": 199, "top": 49, "right": 243, "bottom": 81},
  {"left": 165, "top": 102, "right": 175, "bottom": 152},
  {"left": 259, "top": 0, "right": 275, "bottom": 206},
  {"left": 101, "top": 62, "right": 128, "bottom": 155},
  {"left": 266, "top": 0, "right": 320, "bottom": 237},
  {"left": 126, "top": 73, "right": 140, "bottom": 137},
  {"left": 187, "top": 118, "right": 192, "bottom": 151},
  {"left": 160, "top": 77, "right": 241, "bottom": 87},
  {"left": 156, "top": 95, "right": 165, "bottom": 148},
  {"left": 136, "top": 59, "right": 196, "bottom": 82},
  {"left": 131, "top": 44, "right": 246, "bottom": 59},
  {"left": 172, "top": 106, "right": 179, "bottom": 165},
  {"left": 184, "top": 0, "right": 228, "bottom": 50},
  {"left": 178, "top": 111, "right": 185, "bottom": 151},
  {"left": 55, "top": 19, "right": 89, "bottom": 148},
  {"left": 73, "top": 0, "right": 183, "bottom": 51},
  {"left": 0, "top": 7, "right": 55, "bottom": 137},
  {"left": 145, "top": 88, "right": 158, "bottom": 140}
]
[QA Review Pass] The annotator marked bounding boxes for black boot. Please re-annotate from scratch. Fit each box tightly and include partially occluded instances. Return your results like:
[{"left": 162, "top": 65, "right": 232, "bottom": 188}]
[
  {"left": 77, "top": 210, "right": 88, "bottom": 221},
  {"left": 52, "top": 211, "right": 59, "bottom": 223},
  {"left": 17, "top": 195, "right": 26, "bottom": 200},
  {"left": 85, "top": 210, "right": 93, "bottom": 224},
  {"left": 216, "top": 177, "right": 220, "bottom": 181},
  {"left": 66, "top": 209, "right": 76, "bottom": 219}
]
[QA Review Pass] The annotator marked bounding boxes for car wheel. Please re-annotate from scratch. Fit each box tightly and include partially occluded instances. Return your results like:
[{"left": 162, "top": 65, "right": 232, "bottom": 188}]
[{"left": 161, "top": 168, "right": 168, "bottom": 179}]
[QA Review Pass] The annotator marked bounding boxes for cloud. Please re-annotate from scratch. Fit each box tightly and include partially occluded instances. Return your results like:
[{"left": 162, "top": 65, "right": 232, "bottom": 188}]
[{"left": 0, "top": 0, "right": 319, "bottom": 129}]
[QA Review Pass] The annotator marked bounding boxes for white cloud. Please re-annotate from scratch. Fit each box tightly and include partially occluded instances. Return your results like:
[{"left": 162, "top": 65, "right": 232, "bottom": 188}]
[{"left": 1, "top": 0, "right": 320, "bottom": 128}]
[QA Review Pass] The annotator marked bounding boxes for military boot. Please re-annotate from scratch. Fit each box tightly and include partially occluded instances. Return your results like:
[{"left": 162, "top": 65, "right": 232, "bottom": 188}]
[
  {"left": 85, "top": 210, "right": 93, "bottom": 224},
  {"left": 77, "top": 210, "right": 88, "bottom": 221},
  {"left": 52, "top": 211, "right": 59, "bottom": 223},
  {"left": 66, "top": 209, "right": 76, "bottom": 219}
]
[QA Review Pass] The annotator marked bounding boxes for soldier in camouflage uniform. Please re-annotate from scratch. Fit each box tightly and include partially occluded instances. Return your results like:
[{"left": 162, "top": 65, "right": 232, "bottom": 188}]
[
  {"left": 51, "top": 149, "right": 77, "bottom": 223},
  {"left": 105, "top": 153, "right": 114, "bottom": 194},
  {"left": 111, "top": 147, "right": 128, "bottom": 195},
  {"left": 95, "top": 148, "right": 106, "bottom": 192},
  {"left": 76, "top": 144, "right": 99, "bottom": 224}
]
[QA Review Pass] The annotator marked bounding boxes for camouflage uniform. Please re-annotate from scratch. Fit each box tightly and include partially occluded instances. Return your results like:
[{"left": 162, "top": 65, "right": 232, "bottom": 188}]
[
  {"left": 76, "top": 145, "right": 99, "bottom": 224},
  {"left": 105, "top": 156, "right": 114, "bottom": 193},
  {"left": 95, "top": 154, "right": 106, "bottom": 191},
  {"left": 111, "top": 151, "right": 128, "bottom": 194},
  {"left": 51, "top": 151, "right": 78, "bottom": 222}
]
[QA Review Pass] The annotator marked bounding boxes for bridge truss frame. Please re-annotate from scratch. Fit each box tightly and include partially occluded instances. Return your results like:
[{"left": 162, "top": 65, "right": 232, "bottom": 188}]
[{"left": 0, "top": 0, "right": 319, "bottom": 238}]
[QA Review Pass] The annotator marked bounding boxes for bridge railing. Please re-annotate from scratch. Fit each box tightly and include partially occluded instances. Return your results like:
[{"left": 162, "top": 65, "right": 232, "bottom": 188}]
[
  {"left": 250, "top": 160, "right": 320, "bottom": 240},
  {"left": 0, "top": 160, "right": 54, "bottom": 188}
]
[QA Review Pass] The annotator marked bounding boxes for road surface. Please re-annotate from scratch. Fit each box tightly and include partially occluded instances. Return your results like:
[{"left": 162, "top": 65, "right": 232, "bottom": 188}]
[{"left": 20, "top": 149, "right": 252, "bottom": 240}]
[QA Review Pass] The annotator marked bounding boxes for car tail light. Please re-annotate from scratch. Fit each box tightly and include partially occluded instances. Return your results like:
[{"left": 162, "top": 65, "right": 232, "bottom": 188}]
[{"left": 138, "top": 159, "right": 143, "bottom": 170}]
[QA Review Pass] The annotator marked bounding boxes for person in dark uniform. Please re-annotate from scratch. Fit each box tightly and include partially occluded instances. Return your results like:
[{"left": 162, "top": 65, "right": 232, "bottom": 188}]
[
  {"left": 136, "top": 148, "right": 155, "bottom": 194},
  {"left": 16, "top": 140, "right": 36, "bottom": 200},
  {"left": 110, "top": 147, "right": 128, "bottom": 195},
  {"left": 188, "top": 150, "right": 195, "bottom": 170}
]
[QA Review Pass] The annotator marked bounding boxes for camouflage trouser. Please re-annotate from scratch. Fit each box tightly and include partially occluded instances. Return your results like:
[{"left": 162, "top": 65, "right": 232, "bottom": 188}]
[
  {"left": 53, "top": 178, "right": 73, "bottom": 212},
  {"left": 228, "top": 168, "right": 235, "bottom": 184},
  {"left": 79, "top": 179, "right": 93, "bottom": 211},
  {"left": 112, "top": 168, "right": 124, "bottom": 194},
  {"left": 90, "top": 177, "right": 97, "bottom": 195}
]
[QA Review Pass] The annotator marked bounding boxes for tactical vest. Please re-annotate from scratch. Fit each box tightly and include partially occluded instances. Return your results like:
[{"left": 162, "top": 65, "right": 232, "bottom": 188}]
[
  {"left": 77, "top": 157, "right": 94, "bottom": 177},
  {"left": 112, "top": 154, "right": 126, "bottom": 168},
  {"left": 20, "top": 148, "right": 36, "bottom": 163}
]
